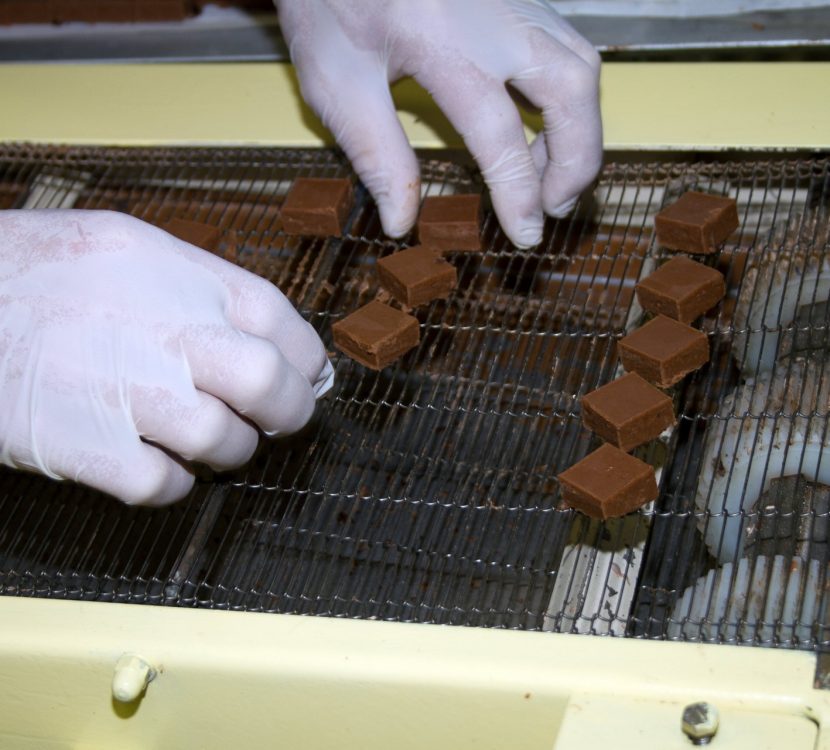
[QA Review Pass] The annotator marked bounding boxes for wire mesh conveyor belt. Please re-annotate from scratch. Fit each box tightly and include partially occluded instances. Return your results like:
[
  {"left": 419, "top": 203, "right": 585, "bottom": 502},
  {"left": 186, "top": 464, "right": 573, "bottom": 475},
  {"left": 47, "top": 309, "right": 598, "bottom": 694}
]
[{"left": 0, "top": 145, "right": 829, "bottom": 649}]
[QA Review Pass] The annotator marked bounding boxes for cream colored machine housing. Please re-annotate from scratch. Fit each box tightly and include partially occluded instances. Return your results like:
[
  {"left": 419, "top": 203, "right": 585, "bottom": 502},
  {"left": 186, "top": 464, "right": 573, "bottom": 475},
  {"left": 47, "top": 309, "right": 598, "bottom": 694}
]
[{"left": 0, "top": 61, "right": 829, "bottom": 749}]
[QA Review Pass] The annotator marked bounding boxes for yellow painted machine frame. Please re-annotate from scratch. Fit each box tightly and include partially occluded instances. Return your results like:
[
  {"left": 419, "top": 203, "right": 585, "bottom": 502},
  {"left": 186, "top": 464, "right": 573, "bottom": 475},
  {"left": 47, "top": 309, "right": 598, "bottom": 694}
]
[
  {"left": 0, "top": 597, "right": 827, "bottom": 749},
  {"left": 0, "top": 61, "right": 829, "bottom": 749},
  {"left": 1, "top": 62, "right": 829, "bottom": 149}
]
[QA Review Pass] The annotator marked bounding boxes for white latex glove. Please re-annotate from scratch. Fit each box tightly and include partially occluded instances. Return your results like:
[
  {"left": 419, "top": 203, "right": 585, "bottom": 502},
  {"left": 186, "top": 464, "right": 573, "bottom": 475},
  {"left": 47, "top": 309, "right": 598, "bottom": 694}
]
[
  {"left": 277, "top": 0, "right": 602, "bottom": 248},
  {"left": 0, "top": 210, "right": 333, "bottom": 506}
]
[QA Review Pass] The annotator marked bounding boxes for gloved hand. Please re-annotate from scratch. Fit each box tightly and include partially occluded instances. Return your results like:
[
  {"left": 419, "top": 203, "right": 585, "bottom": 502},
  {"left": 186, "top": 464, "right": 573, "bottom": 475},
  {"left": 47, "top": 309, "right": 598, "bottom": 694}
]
[
  {"left": 0, "top": 210, "right": 333, "bottom": 506},
  {"left": 276, "top": 0, "right": 602, "bottom": 249}
]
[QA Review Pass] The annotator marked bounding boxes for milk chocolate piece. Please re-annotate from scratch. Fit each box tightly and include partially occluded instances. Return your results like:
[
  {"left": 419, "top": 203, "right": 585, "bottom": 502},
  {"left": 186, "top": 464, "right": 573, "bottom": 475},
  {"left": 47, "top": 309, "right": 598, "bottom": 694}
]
[
  {"left": 160, "top": 217, "right": 222, "bottom": 253},
  {"left": 76, "top": 186, "right": 283, "bottom": 240},
  {"left": 95, "top": 1, "right": 139, "bottom": 22},
  {"left": 0, "top": 0, "right": 51, "bottom": 24},
  {"left": 198, "top": 0, "right": 274, "bottom": 7},
  {"left": 332, "top": 300, "right": 420, "bottom": 370},
  {"left": 618, "top": 315, "right": 709, "bottom": 388},
  {"left": 417, "top": 194, "right": 482, "bottom": 251},
  {"left": 636, "top": 256, "right": 726, "bottom": 324},
  {"left": 281, "top": 178, "right": 353, "bottom": 237},
  {"left": 654, "top": 191, "right": 739, "bottom": 254},
  {"left": 712, "top": 247, "right": 748, "bottom": 326},
  {"left": 134, "top": 1, "right": 190, "bottom": 21},
  {"left": 581, "top": 372, "right": 675, "bottom": 451},
  {"left": 0, "top": 183, "right": 25, "bottom": 210},
  {"left": 535, "top": 226, "right": 649, "bottom": 330},
  {"left": 558, "top": 443, "right": 658, "bottom": 520},
  {"left": 2, "top": 0, "right": 192, "bottom": 24},
  {"left": 52, "top": 0, "right": 99, "bottom": 22},
  {"left": 376, "top": 245, "right": 457, "bottom": 306}
]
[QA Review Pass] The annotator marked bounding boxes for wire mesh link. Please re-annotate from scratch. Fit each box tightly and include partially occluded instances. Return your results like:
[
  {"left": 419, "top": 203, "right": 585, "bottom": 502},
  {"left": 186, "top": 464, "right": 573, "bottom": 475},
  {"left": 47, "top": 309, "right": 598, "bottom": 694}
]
[{"left": 0, "top": 145, "right": 829, "bottom": 645}]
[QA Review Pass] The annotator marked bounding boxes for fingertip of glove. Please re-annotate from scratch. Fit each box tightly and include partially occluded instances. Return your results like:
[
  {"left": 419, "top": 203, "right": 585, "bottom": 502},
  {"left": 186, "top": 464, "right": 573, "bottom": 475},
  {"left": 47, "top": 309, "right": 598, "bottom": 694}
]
[
  {"left": 121, "top": 465, "right": 195, "bottom": 508},
  {"left": 509, "top": 219, "right": 544, "bottom": 250},
  {"left": 314, "top": 359, "right": 335, "bottom": 399},
  {"left": 547, "top": 197, "right": 578, "bottom": 219},
  {"left": 378, "top": 209, "right": 416, "bottom": 240},
  {"left": 374, "top": 184, "right": 419, "bottom": 239}
]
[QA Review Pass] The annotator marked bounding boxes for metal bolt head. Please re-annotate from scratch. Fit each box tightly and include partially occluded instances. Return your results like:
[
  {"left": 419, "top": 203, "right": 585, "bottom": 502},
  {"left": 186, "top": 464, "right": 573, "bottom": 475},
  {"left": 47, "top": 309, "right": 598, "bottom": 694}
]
[{"left": 682, "top": 702, "right": 720, "bottom": 745}]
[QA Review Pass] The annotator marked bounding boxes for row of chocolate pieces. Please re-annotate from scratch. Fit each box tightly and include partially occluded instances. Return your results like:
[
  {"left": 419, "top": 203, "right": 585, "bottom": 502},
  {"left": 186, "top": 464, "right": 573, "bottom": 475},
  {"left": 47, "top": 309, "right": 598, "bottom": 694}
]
[
  {"left": 124, "top": 175, "right": 471, "bottom": 267},
  {"left": 151, "top": 176, "right": 353, "bottom": 253},
  {"left": 142, "top": 174, "right": 353, "bottom": 253},
  {"left": 331, "top": 194, "right": 482, "bottom": 370},
  {"left": 557, "top": 191, "right": 737, "bottom": 520},
  {"left": 0, "top": 1, "right": 272, "bottom": 25}
]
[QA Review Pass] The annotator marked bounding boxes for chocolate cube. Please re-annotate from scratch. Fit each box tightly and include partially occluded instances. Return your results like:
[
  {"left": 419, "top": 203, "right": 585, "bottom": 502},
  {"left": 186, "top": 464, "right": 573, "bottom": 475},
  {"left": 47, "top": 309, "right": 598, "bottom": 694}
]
[
  {"left": 160, "top": 217, "right": 222, "bottom": 253},
  {"left": 581, "top": 372, "right": 675, "bottom": 452},
  {"left": 0, "top": 183, "right": 26, "bottom": 210},
  {"left": 654, "top": 191, "right": 739, "bottom": 254},
  {"left": 332, "top": 300, "right": 420, "bottom": 370},
  {"left": 134, "top": 1, "right": 190, "bottom": 21},
  {"left": 417, "top": 194, "right": 482, "bottom": 251},
  {"left": 47, "top": 0, "right": 191, "bottom": 22},
  {"left": 377, "top": 245, "right": 457, "bottom": 306},
  {"left": 281, "top": 178, "right": 354, "bottom": 237},
  {"left": 95, "top": 1, "right": 137, "bottom": 22},
  {"left": 618, "top": 315, "right": 709, "bottom": 388},
  {"left": 1, "top": 0, "right": 52, "bottom": 24},
  {"left": 52, "top": 0, "right": 98, "bottom": 22},
  {"left": 535, "top": 226, "right": 648, "bottom": 330},
  {"left": 558, "top": 443, "right": 658, "bottom": 520},
  {"left": 636, "top": 256, "right": 726, "bottom": 324}
]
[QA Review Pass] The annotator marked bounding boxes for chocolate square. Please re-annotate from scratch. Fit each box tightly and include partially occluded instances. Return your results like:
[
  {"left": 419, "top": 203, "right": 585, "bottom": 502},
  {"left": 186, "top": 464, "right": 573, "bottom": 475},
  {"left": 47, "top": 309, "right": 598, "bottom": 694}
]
[
  {"left": 712, "top": 247, "right": 748, "bottom": 326},
  {"left": 94, "top": 1, "right": 137, "bottom": 22},
  {"left": 94, "top": 188, "right": 281, "bottom": 241},
  {"left": 332, "top": 300, "right": 420, "bottom": 370},
  {"left": 52, "top": 0, "right": 97, "bottom": 22},
  {"left": 417, "top": 194, "right": 482, "bottom": 251},
  {"left": 654, "top": 191, "right": 739, "bottom": 254},
  {"left": 198, "top": 0, "right": 273, "bottom": 6},
  {"left": 376, "top": 245, "right": 457, "bottom": 306},
  {"left": 581, "top": 372, "right": 675, "bottom": 452},
  {"left": 47, "top": 0, "right": 190, "bottom": 22},
  {"left": 636, "top": 256, "right": 726, "bottom": 324},
  {"left": 618, "top": 315, "right": 709, "bottom": 388},
  {"left": 558, "top": 443, "right": 658, "bottom": 520},
  {"left": 160, "top": 217, "right": 222, "bottom": 253},
  {"left": 535, "top": 226, "right": 649, "bottom": 329},
  {"left": 281, "top": 178, "right": 354, "bottom": 237},
  {"left": 134, "top": 1, "right": 190, "bottom": 21},
  {"left": 1, "top": 0, "right": 52, "bottom": 24},
  {"left": 0, "top": 183, "right": 26, "bottom": 210}
]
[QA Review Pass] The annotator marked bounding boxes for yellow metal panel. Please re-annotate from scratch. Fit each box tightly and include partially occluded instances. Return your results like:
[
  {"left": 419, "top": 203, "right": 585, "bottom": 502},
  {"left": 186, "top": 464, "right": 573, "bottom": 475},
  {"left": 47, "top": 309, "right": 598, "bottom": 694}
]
[
  {"left": 0, "top": 62, "right": 827, "bottom": 149},
  {"left": 0, "top": 598, "right": 827, "bottom": 749},
  {"left": 601, "top": 62, "right": 830, "bottom": 150},
  {"left": 0, "top": 63, "right": 448, "bottom": 148},
  {"left": 555, "top": 693, "right": 816, "bottom": 749}
]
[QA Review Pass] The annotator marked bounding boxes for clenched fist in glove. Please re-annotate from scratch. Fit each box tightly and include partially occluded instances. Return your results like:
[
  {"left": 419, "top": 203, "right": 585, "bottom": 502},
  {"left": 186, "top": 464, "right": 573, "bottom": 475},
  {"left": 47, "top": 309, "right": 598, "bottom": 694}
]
[
  {"left": 0, "top": 210, "right": 333, "bottom": 506},
  {"left": 276, "top": 0, "right": 602, "bottom": 248}
]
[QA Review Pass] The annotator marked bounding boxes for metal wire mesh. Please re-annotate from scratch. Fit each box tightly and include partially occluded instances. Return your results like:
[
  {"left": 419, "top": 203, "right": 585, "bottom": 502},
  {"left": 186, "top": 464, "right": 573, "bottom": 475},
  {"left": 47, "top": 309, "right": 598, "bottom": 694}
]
[{"left": 0, "top": 145, "right": 828, "bottom": 647}]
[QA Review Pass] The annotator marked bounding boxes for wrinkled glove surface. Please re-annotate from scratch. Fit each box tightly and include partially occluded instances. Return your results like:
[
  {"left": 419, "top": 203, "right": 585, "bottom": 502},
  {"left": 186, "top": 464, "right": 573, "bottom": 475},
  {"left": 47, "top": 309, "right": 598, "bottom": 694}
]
[
  {"left": 0, "top": 210, "right": 333, "bottom": 505},
  {"left": 277, "top": 0, "right": 602, "bottom": 248}
]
